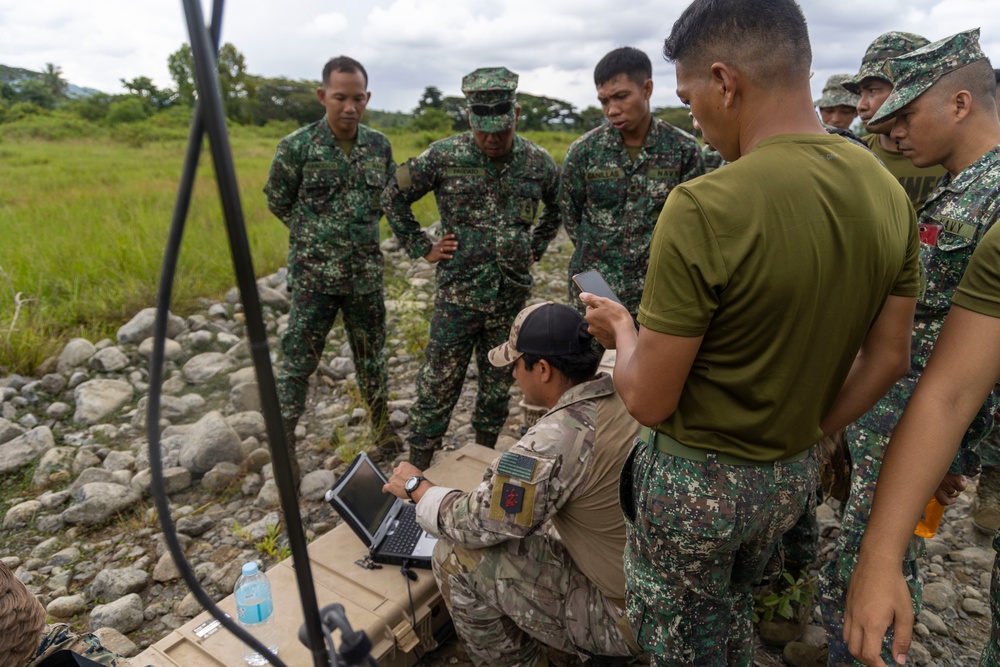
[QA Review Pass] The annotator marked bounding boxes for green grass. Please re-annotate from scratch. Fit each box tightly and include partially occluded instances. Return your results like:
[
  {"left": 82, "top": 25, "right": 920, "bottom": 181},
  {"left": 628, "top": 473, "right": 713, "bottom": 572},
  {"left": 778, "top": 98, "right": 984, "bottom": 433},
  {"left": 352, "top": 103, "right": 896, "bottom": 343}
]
[{"left": 0, "top": 114, "right": 575, "bottom": 374}]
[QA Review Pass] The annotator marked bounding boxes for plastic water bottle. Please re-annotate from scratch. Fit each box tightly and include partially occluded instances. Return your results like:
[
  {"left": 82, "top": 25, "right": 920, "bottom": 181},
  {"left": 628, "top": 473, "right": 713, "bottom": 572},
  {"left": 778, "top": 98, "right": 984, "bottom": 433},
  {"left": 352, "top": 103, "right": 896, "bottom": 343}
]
[{"left": 235, "top": 561, "right": 278, "bottom": 665}]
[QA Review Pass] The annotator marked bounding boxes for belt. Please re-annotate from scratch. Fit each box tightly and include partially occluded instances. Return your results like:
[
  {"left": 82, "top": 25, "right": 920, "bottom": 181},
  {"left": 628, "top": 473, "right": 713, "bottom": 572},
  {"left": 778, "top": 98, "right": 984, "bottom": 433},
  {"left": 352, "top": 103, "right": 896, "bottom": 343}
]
[{"left": 641, "top": 426, "right": 810, "bottom": 466}]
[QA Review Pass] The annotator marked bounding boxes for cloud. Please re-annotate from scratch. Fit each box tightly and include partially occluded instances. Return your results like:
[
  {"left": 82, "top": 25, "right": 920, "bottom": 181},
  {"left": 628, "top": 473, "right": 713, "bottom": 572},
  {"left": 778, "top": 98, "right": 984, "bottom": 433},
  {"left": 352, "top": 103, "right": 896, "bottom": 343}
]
[{"left": 0, "top": 0, "right": 998, "bottom": 112}]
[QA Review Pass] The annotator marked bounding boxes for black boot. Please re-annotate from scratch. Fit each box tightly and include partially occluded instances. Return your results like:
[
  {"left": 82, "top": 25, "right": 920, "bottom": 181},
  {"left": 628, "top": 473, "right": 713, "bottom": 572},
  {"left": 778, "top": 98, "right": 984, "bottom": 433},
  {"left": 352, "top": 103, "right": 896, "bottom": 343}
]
[
  {"left": 369, "top": 397, "right": 404, "bottom": 456},
  {"left": 408, "top": 436, "right": 440, "bottom": 470},
  {"left": 475, "top": 431, "right": 499, "bottom": 449}
]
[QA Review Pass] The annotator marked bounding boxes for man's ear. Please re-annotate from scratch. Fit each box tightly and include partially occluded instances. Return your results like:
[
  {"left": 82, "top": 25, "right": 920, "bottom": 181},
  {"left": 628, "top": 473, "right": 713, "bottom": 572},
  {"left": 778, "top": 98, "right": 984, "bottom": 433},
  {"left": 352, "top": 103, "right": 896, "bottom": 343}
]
[
  {"left": 642, "top": 78, "right": 653, "bottom": 101},
  {"left": 952, "top": 89, "right": 972, "bottom": 122},
  {"left": 537, "top": 358, "right": 552, "bottom": 383},
  {"left": 316, "top": 87, "right": 326, "bottom": 105},
  {"left": 712, "top": 62, "right": 738, "bottom": 109}
]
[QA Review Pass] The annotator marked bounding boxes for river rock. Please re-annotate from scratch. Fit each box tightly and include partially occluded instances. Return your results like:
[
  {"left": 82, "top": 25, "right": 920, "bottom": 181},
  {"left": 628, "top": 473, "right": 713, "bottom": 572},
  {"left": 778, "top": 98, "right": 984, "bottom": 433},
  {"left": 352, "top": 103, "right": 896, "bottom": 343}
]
[
  {"left": 138, "top": 336, "right": 184, "bottom": 361},
  {"left": 90, "top": 593, "right": 144, "bottom": 633},
  {"left": 90, "top": 567, "right": 151, "bottom": 599},
  {"left": 73, "top": 379, "right": 134, "bottom": 425},
  {"left": 3, "top": 499, "right": 42, "bottom": 529},
  {"left": 117, "top": 308, "right": 186, "bottom": 344},
  {"left": 300, "top": 469, "right": 336, "bottom": 501},
  {"left": 226, "top": 411, "right": 265, "bottom": 440},
  {"left": 47, "top": 594, "right": 87, "bottom": 618},
  {"left": 90, "top": 346, "right": 130, "bottom": 372},
  {"left": 93, "top": 627, "right": 138, "bottom": 658},
  {"left": 0, "top": 425, "right": 55, "bottom": 473},
  {"left": 61, "top": 482, "right": 141, "bottom": 525},
  {"left": 0, "top": 417, "right": 26, "bottom": 445},
  {"left": 31, "top": 446, "right": 75, "bottom": 487},
  {"left": 230, "top": 381, "right": 261, "bottom": 412},
  {"left": 178, "top": 411, "right": 244, "bottom": 474},
  {"left": 57, "top": 338, "right": 97, "bottom": 374},
  {"left": 182, "top": 352, "right": 234, "bottom": 384},
  {"left": 922, "top": 581, "right": 958, "bottom": 611}
]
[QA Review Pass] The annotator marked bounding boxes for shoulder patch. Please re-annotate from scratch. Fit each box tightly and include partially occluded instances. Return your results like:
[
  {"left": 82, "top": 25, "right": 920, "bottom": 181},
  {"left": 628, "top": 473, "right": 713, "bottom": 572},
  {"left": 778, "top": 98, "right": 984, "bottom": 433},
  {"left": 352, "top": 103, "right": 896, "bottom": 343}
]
[
  {"left": 499, "top": 482, "right": 525, "bottom": 513},
  {"left": 395, "top": 164, "right": 412, "bottom": 189},
  {"left": 497, "top": 451, "right": 537, "bottom": 481}
]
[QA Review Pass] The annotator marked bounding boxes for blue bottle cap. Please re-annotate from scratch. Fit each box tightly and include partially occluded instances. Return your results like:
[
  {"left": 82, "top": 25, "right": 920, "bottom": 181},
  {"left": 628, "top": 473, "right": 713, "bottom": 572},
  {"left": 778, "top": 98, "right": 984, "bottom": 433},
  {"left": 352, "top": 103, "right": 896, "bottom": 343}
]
[{"left": 242, "top": 562, "right": 259, "bottom": 576}]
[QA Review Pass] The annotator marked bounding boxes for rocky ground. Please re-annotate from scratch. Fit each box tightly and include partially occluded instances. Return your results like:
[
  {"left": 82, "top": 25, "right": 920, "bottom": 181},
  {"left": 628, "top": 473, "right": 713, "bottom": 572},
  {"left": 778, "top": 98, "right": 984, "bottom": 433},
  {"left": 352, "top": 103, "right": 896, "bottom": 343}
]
[{"left": 0, "top": 227, "right": 992, "bottom": 666}]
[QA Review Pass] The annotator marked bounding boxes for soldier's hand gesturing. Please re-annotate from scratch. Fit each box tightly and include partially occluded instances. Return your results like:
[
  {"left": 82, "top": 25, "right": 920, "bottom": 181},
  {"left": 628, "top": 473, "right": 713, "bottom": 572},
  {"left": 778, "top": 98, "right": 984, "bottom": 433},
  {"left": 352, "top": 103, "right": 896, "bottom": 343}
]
[{"left": 424, "top": 233, "right": 458, "bottom": 263}]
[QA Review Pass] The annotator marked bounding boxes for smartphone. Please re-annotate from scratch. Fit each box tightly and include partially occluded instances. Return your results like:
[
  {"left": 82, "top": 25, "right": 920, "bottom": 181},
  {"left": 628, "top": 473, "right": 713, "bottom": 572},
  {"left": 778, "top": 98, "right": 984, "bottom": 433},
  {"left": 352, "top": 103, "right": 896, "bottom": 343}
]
[
  {"left": 572, "top": 270, "right": 622, "bottom": 305},
  {"left": 918, "top": 223, "right": 942, "bottom": 246}
]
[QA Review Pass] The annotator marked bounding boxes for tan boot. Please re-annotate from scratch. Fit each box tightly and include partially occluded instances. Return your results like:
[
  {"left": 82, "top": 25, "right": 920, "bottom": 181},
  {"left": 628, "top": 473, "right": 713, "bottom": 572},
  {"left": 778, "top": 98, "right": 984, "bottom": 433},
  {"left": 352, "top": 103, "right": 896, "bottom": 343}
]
[
  {"left": 974, "top": 467, "right": 1000, "bottom": 535},
  {"left": 783, "top": 642, "right": 827, "bottom": 667}
]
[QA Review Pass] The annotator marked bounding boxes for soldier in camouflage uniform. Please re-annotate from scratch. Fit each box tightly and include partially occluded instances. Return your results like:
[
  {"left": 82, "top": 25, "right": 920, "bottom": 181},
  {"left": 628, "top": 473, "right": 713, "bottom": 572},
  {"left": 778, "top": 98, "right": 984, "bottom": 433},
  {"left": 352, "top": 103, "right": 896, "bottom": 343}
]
[
  {"left": 381, "top": 67, "right": 561, "bottom": 468},
  {"left": 560, "top": 47, "right": 704, "bottom": 317},
  {"left": 264, "top": 56, "right": 397, "bottom": 473},
  {"left": 816, "top": 29, "right": 1000, "bottom": 667},
  {"left": 582, "top": 0, "right": 920, "bottom": 662},
  {"left": 27, "top": 625, "right": 128, "bottom": 667},
  {"left": 383, "top": 303, "right": 642, "bottom": 666},
  {"left": 814, "top": 74, "right": 860, "bottom": 131}
]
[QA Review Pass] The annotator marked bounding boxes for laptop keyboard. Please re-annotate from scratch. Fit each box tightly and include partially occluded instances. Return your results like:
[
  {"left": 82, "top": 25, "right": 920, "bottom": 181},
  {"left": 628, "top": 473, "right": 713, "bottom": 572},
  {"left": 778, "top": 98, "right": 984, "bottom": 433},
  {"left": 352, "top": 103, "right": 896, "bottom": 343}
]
[{"left": 381, "top": 504, "right": 423, "bottom": 554}]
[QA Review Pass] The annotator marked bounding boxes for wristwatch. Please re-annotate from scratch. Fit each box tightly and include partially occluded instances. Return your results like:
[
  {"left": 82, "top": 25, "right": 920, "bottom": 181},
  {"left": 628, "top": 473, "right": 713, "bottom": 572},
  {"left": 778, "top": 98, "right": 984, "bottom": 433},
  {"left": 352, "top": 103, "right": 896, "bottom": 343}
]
[{"left": 404, "top": 475, "right": 426, "bottom": 501}]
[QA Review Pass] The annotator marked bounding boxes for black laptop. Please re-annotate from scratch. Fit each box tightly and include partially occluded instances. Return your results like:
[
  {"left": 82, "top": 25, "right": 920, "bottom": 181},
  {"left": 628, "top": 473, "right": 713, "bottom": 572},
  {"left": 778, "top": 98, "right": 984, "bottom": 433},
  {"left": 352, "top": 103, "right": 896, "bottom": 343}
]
[{"left": 325, "top": 452, "right": 437, "bottom": 568}]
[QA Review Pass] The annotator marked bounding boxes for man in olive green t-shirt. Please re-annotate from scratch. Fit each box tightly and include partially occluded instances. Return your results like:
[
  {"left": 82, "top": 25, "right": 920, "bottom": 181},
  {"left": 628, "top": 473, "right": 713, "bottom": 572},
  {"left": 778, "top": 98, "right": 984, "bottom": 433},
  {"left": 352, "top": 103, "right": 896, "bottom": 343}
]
[
  {"left": 581, "top": 0, "right": 919, "bottom": 662},
  {"left": 845, "top": 31, "right": 946, "bottom": 209}
]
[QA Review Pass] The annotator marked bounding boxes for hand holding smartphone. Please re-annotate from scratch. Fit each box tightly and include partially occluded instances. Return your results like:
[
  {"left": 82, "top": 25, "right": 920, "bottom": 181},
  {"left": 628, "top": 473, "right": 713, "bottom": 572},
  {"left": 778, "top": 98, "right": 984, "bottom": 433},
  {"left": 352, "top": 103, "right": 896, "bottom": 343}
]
[{"left": 572, "top": 270, "right": 622, "bottom": 305}]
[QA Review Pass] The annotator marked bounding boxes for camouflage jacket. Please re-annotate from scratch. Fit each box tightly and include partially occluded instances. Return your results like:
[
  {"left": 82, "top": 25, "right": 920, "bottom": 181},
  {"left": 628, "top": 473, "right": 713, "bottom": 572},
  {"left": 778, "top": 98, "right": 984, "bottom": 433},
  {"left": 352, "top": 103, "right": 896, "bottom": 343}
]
[
  {"left": 559, "top": 118, "right": 705, "bottom": 314},
  {"left": 264, "top": 120, "right": 394, "bottom": 296},
  {"left": 857, "top": 145, "right": 1000, "bottom": 475},
  {"left": 415, "top": 373, "right": 640, "bottom": 597},
  {"left": 381, "top": 132, "right": 561, "bottom": 312},
  {"left": 28, "top": 624, "right": 127, "bottom": 667}
]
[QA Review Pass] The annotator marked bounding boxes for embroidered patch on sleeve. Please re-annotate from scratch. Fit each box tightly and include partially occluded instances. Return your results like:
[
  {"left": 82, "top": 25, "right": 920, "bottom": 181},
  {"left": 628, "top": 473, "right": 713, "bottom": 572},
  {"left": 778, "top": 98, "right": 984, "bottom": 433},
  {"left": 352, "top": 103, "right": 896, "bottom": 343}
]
[
  {"left": 497, "top": 451, "right": 537, "bottom": 482},
  {"left": 500, "top": 482, "right": 525, "bottom": 514}
]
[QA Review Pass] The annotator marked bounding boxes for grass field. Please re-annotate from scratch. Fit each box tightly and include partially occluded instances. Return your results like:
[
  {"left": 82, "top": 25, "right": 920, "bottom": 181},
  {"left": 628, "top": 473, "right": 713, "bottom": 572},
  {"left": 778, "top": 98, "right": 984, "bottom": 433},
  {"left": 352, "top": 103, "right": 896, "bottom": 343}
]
[{"left": 0, "top": 114, "right": 577, "bottom": 374}]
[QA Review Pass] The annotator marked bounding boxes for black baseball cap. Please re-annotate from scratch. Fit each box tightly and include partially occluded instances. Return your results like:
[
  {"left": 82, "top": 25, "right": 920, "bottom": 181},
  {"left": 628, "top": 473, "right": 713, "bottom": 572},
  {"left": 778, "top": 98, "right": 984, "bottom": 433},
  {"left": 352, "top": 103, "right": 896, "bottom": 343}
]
[{"left": 487, "top": 302, "right": 589, "bottom": 367}]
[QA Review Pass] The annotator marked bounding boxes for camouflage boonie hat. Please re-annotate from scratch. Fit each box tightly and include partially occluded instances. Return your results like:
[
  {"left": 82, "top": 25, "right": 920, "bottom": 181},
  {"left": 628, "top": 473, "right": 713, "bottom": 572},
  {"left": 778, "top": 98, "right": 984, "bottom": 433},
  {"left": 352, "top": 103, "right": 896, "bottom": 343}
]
[
  {"left": 870, "top": 28, "right": 986, "bottom": 126},
  {"left": 814, "top": 74, "right": 861, "bottom": 108},
  {"left": 487, "top": 302, "right": 588, "bottom": 367},
  {"left": 462, "top": 66, "right": 518, "bottom": 133},
  {"left": 843, "top": 31, "right": 930, "bottom": 94}
]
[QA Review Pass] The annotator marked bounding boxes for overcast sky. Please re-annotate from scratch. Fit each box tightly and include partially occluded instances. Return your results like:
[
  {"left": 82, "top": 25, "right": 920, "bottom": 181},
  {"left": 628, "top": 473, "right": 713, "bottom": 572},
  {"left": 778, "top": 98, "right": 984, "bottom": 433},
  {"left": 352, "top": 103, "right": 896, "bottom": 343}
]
[{"left": 1, "top": 0, "right": 997, "bottom": 114}]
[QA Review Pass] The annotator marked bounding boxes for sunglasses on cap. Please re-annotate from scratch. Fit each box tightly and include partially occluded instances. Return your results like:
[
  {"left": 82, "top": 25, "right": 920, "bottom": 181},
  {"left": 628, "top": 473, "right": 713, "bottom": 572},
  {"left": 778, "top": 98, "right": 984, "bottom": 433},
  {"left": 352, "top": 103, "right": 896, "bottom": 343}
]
[{"left": 469, "top": 100, "right": 514, "bottom": 117}]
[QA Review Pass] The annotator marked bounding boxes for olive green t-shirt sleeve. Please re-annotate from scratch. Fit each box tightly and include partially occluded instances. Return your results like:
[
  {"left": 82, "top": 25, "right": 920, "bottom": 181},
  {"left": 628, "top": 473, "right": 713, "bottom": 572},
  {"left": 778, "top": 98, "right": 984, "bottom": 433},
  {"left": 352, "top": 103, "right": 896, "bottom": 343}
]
[
  {"left": 637, "top": 187, "right": 726, "bottom": 337},
  {"left": 891, "top": 208, "right": 921, "bottom": 297},
  {"left": 952, "top": 223, "right": 1000, "bottom": 318}
]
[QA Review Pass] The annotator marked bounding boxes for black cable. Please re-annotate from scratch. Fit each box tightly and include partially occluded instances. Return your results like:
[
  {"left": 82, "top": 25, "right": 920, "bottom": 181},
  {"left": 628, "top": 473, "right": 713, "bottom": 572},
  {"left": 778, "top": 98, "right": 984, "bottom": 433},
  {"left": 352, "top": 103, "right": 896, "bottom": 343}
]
[
  {"left": 400, "top": 564, "right": 425, "bottom": 664},
  {"left": 145, "top": 0, "right": 330, "bottom": 665}
]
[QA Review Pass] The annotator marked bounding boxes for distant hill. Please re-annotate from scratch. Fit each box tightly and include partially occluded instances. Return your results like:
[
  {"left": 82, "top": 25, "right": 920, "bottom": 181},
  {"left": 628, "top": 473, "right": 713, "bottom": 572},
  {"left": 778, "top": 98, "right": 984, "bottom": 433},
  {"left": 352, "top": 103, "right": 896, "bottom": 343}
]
[{"left": 0, "top": 63, "right": 104, "bottom": 98}]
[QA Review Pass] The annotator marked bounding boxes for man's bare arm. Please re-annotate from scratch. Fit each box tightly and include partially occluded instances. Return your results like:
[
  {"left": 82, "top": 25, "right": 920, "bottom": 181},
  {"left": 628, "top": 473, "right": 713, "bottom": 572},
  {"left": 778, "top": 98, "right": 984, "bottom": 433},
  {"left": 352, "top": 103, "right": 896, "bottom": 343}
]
[
  {"left": 582, "top": 293, "right": 702, "bottom": 426},
  {"left": 820, "top": 295, "right": 915, "bottom": 436},
  {"left": 844, "top": 305, "right": 1000, "bottom": 666}
]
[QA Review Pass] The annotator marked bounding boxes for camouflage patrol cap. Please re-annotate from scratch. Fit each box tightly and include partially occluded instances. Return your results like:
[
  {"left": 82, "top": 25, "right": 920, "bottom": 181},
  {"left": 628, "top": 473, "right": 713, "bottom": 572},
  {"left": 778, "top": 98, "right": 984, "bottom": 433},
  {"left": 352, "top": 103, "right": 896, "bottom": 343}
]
[
  {"left": 814, "top": 74, "right": 861, "bottom": 108},
  {"left": 869, "top": 28, "right": 986, "bottom": 127},
  {"left": 462, "top": 66, "right": 518, "bottom": 133},
  {"left": 843, "top": 31, "right": 930, "bottom": 94},
  {"left": 488, "top": 302, "right": 589, "bottom": 367}
]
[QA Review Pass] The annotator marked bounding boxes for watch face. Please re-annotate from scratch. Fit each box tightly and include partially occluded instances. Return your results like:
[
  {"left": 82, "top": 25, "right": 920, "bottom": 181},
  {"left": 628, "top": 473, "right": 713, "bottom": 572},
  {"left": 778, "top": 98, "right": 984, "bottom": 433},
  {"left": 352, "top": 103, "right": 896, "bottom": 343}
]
[{"left": 405, "top": 476, "right": 420, "bottom": 492}]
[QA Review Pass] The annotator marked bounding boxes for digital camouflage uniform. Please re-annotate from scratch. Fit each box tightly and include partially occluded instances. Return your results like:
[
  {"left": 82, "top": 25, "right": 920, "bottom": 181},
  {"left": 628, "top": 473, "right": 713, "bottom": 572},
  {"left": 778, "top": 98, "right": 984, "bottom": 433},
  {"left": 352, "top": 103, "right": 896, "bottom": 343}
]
[
  {"left": 381, "top": 68, "right": 560, "bottom": 460},
  {"left": 28, "top": 624, "right": 128, "bottom": 667},
  {"left": 622, "top": 435, "right": 819, "bottom": 664},
  {"left": 560, "top": 118, "right": 704, "bottom": 315},
  {"left": 820, "top": 30, "right": 1000, "bottom": 666},
  {"left": 264, "top": 120, "right": 395, "bottom": 425},
  {"left": 701, "top": 144, "right": 725, "bottom": 173},
  {"left": 813, "top": 73, "right": 860, "bottom": 111},
  {"left": 414, "top": 374, "right": 641, "bottom": 666}
]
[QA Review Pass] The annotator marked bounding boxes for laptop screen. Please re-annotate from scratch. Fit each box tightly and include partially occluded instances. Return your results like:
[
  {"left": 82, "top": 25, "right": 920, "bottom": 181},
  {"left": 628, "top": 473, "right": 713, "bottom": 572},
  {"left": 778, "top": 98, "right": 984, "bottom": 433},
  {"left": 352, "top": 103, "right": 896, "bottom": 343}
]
[{"left": 337, "top": 457, "right": 397, "bottom": 538}]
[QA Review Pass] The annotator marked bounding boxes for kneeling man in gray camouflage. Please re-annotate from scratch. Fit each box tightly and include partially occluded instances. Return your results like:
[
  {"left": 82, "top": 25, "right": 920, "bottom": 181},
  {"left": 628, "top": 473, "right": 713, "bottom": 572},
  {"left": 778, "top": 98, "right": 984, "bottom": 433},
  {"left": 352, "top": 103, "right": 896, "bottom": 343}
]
[{"left": 384, "top": 303, "right": 641, "bottom": 666}]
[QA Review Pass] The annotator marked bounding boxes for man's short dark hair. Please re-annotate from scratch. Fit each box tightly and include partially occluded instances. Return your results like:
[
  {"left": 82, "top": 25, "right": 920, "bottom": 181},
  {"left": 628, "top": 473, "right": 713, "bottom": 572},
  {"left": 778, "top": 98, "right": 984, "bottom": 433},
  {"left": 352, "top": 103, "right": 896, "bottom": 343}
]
[
  {"left": 522, "top": 336, "right": 602, "bottom": 385},
  {"left": 663, "top": 0, "right": 811, "bottom": 86},
  {"left": 594, "top": 47, "right": 653, "bottom": 88},
  {"left": 936, "top": 58, "right": 997, "bottom": 113},
  {"left": 322, "top": 56, "right": 368, "bottom": 88}
]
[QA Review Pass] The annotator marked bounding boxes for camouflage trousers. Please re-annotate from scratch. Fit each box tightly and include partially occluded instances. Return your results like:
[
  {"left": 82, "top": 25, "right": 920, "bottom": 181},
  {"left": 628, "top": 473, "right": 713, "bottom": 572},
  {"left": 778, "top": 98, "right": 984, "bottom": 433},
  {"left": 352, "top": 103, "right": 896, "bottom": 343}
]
[
  {"left": 819, "top": 425, "right": 923, "bottom": 667},
  {"left": 981, "top": 530, "right": 1000, "bottom": 666},
  {"left": 432, "top": 533, "right": 638, "bottom": 667},
  {"left": 408, "top": 296, "right": 523, "bottom": 451},
  {"left": 621, "top": 439, "right": 818, "bottom": 665},
  {"left": 27, "top": 624, "right": 127, "bottom": 667},
  {"left": 277, "top": 287, "right": 387, "bottom": 422}
]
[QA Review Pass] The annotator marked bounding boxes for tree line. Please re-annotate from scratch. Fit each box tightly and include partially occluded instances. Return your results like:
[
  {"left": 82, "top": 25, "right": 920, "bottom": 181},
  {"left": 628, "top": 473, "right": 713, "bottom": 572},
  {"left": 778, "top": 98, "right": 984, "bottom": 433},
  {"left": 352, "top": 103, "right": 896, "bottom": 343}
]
[{"left": 0, "top": 45, "right": 694, "bottom": 135}]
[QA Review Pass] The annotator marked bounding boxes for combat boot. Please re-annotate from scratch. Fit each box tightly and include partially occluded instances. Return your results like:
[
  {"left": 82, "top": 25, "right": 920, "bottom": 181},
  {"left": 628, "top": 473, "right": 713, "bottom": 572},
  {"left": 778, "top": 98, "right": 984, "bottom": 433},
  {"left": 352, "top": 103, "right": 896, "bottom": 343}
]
[
  {"left": 408, "top": 436, "right": 439, "bottom": 471},
  {"left": 280, "top": 415, "right": 301, "bottom": 481},
  {"left": 782, "top": 642, "right": 827, "bottom": 667},
  {"left": 973, "top": 467, "right": 1000, "bottom": 534},
  {"left": 475, "top": 431, "right": 499, "bottom": 449},
  {"left": 369, "top": 397, "right": 404, "bottom": 459}
]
